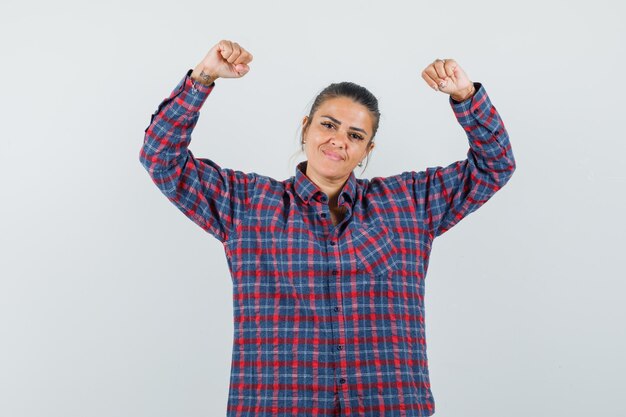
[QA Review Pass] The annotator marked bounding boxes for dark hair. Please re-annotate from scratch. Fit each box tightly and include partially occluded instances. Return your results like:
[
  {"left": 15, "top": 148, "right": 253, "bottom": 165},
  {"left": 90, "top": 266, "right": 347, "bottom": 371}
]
[{"left": 294, "top": 81, "right": 381, "bottom": 173}]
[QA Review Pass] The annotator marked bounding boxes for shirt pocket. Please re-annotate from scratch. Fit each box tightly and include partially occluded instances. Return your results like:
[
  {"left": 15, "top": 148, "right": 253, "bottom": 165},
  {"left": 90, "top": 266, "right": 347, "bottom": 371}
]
[{"left": 349, "top": 225, "right": 400, "bottom": 277}]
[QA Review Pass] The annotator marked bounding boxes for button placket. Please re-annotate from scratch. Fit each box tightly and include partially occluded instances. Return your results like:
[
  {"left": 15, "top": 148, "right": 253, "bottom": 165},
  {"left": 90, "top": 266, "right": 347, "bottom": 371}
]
[{"left": 327, "top": 237, "right": 348, "bottom": 395}]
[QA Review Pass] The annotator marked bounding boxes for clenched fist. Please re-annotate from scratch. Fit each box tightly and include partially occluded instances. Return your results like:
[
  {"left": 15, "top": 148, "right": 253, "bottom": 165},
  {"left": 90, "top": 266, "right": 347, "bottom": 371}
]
[
  {"left": 421, "top": 59, "right": 475, "bottom": 102},
  {"left": 191, "top": 40, "right": 254, "bottom": 86}
]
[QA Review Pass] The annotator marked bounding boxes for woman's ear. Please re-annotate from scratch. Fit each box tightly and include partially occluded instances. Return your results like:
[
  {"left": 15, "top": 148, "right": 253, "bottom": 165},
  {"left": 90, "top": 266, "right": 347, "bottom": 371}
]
[{"left": 301, "top": 116, "right": 309, "bottom": 143}]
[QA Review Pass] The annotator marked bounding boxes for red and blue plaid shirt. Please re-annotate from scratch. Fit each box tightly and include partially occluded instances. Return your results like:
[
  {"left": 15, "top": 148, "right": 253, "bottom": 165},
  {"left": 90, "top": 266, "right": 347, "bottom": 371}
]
[{"left": 140, "top": 69, "right": 515, "bottom": 416}]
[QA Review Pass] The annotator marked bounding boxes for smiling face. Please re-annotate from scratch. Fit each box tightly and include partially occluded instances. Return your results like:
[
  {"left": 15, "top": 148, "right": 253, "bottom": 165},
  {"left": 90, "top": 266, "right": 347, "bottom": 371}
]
[{"left": 302, "top": 96, "right": 375, "bottom": 183}]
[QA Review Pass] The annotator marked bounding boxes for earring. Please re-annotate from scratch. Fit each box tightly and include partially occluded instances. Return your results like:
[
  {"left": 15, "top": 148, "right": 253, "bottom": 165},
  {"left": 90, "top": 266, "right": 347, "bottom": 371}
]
[{"left": 358, "top": 161, "right": 363, "bottom": 167}]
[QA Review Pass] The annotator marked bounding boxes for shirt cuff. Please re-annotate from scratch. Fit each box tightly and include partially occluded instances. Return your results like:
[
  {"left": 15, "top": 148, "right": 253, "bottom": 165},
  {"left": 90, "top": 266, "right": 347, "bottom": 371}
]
[
  {"left": 449, "top": 82, "right": 494, "bottom": 127},
  {"left": 166, "top": 68, "right": 216, "bottom": 113}
]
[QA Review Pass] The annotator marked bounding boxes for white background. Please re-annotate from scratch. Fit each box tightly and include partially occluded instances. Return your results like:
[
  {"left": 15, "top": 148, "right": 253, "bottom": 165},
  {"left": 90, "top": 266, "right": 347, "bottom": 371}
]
[{"left": 1, "top": 0, "right": 624, "bottom": 416}]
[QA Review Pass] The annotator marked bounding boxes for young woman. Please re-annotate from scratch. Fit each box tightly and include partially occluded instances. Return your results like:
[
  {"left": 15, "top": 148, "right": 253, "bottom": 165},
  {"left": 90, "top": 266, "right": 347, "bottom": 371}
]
[{"left": 140, "top": 39, "right": 515, "bottom": 417}]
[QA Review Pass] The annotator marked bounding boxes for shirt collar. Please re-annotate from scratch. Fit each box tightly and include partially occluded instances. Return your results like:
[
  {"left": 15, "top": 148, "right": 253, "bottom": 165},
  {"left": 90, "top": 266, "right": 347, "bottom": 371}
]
[{"left": 294, "top": 160, "right": 357, "bottom": 206}]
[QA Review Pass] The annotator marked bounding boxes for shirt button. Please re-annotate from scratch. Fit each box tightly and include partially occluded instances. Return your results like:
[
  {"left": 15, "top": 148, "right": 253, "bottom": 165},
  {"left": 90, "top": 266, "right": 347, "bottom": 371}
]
[
  {"left": 320, "top": 213, "right": 327, "bottom": 218},
  {"left": 334, "top": 306, "right": 340, "bottom": 312},
  {"left": 321, "top": 195, "right": 328, "bottom": 202},
  {"left": 329, "top": 241, "right": 336, "bottom": 246},
  {"left": 339, "top": 378, "right": 346, "bottom": 384},
  {"left": 337, "top": 345, "right": 343, "bottom": 350}
]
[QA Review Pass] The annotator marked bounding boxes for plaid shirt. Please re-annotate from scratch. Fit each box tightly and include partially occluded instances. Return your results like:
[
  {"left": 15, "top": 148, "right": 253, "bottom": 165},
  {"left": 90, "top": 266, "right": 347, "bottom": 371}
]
[{"left": 140, "top": 69, "right": 515, "bottom": 416}]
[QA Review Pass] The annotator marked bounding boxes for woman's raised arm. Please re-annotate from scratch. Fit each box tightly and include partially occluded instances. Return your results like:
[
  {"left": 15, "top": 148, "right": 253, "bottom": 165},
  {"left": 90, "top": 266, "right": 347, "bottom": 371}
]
[
  {"left": 139, "top": 40, "right": 256, "bottom": 243},
  {"left": 404, "top": 59, "right": 516, "bottom": 238}
]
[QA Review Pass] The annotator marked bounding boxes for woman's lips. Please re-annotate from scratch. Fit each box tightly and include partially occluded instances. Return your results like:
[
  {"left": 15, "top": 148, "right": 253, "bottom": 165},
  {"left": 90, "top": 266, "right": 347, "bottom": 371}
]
[{"left": 323, "top": 150, "right": 343, "bottom": 161}]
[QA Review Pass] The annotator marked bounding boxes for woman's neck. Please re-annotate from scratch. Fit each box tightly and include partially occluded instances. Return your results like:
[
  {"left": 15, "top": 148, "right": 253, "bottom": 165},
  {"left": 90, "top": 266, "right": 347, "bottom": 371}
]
[{"left": 305, "top": 165, "right": 349, "bottom": 207}]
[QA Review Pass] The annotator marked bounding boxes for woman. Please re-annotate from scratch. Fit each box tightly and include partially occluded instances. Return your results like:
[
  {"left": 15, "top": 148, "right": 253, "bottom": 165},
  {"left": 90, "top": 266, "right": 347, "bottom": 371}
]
[{"left": 140, "top": 40, "right": 515, "bottom": 417}]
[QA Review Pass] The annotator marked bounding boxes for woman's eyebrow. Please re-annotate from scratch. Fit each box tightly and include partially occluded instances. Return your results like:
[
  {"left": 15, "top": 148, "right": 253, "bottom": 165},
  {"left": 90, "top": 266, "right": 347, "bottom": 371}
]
[{"left": 320, "top": 115, "right": 367, "bottom": 135}]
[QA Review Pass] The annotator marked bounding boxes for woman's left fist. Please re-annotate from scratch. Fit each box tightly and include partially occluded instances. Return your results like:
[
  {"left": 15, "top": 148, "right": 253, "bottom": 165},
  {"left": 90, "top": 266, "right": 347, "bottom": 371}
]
[{"left": 421, "top": 58, "right": 474, "bottom": 101}]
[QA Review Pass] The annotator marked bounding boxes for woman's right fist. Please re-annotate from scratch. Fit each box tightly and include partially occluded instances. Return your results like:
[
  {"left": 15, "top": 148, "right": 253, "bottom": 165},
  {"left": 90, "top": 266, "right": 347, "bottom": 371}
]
[{"left": 191, "top": 40, "right": 253, "bottom": 85}]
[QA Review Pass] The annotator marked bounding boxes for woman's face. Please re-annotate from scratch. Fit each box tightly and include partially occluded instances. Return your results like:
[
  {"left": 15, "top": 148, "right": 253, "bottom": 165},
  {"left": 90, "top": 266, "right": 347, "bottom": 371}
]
[{"left": 302, "top": 96, "right": 375, "bottom": 182}]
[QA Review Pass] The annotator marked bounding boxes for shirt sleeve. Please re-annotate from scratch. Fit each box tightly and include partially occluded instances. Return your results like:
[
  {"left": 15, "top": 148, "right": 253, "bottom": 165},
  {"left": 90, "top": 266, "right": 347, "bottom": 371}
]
[
  {"left": 401, "top": 82, "right": 516, "bottom": 238},
  {"left": 139, "top": 69, "right": 256, "bottom": 243}
]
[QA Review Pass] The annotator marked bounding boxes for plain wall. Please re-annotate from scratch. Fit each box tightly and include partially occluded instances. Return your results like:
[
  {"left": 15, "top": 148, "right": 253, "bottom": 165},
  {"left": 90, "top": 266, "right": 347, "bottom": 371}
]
[{"left": 1, "top": 0, "right": 624, "bottom": 416}]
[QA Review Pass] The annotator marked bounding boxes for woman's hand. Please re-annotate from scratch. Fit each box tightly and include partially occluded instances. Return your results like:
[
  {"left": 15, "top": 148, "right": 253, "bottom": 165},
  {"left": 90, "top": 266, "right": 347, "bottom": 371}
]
[
  {"left": 191, "top": 40, "right": 254, "bottom": 85},
  {"left": 421, "top": 58, "right": 475, "bottom": 102}
]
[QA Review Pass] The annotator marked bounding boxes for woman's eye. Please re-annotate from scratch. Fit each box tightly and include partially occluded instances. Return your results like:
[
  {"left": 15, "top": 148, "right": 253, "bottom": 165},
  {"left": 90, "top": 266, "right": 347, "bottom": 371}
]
[{"left": 321, "top": 122, "right": 363, "bottom": 140}]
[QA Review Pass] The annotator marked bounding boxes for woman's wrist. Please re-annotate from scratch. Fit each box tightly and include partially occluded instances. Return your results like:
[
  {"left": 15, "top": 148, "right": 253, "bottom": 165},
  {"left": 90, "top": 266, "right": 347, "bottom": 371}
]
[
  {"left": 451, "top": 83, "right": 476, "bottom": 102},
  {"left": 191, "top": 66, "right": 218, "bottom": 86}
]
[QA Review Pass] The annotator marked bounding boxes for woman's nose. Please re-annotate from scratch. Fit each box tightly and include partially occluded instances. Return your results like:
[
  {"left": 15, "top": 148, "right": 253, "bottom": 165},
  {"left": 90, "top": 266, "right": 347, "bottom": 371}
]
[
  {"left": 331, "top": 133, "right": 346, "bottom": 148},
  {"left": 331, "top": 139, "right": 344, "bottom": 149}
]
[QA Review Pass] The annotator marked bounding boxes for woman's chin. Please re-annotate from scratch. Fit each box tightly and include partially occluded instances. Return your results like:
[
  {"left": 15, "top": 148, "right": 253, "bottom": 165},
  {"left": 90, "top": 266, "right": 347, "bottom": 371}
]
[{"left": 308, "top": 156, "right": 354, "bottom": 176}]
